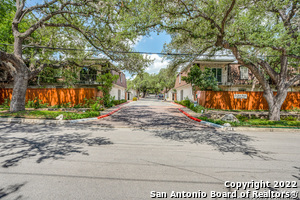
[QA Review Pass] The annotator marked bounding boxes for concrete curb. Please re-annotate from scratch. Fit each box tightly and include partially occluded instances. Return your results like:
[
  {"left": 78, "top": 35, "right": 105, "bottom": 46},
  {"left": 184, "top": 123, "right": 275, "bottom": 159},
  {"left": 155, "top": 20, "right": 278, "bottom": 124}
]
[
  {"left": 0, "top": 118, "right": 69, "bottom": 124},
  {"left": 178, "top": 108, "right": 201, "bottom": 122},
  {"left": 229, "top": 127, "right": 300, "bottom": 132},
  {"left": 177, "top": 108, "right": 224, "bottom": 129},
  {"left": 97, "top": 107, "right": 122, "bottom": 119}
]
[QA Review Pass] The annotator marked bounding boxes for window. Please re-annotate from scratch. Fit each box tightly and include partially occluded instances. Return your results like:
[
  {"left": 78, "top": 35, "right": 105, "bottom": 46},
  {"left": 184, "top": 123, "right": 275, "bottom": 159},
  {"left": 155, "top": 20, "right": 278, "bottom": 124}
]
[
  {"left": 240, "top": 66, "right": 249, "bottom": 79},
  {"left": 212, "top": 68, "right": 222, "bottom": 83}
]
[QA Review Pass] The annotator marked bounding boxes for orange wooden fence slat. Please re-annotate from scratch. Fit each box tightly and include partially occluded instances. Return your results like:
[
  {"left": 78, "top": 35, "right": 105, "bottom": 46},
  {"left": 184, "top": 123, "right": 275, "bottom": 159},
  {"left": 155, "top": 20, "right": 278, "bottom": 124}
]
[
  {"left": 197, "top": 91, "right": 299, "bottom": 110},
  {"left": 0, "top": 88, "right": 98, "bottom": 106}
]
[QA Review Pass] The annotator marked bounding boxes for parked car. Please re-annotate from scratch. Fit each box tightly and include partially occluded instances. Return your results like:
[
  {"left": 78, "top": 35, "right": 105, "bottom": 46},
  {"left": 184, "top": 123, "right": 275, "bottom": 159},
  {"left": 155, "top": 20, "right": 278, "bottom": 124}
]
[{"left": 158, "top": 94, "right": 164, "bottom": 100}]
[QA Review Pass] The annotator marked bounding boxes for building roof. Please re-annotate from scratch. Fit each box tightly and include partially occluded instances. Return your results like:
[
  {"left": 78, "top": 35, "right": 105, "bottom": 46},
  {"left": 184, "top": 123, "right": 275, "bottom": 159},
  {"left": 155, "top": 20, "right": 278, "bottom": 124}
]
[{"left": 194, "top": 55, "right": 237, "bottom": 64}]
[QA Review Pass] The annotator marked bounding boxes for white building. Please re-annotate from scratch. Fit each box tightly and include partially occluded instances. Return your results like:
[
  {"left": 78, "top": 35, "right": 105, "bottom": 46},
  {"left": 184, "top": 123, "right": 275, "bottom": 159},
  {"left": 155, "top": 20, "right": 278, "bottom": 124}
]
[{"left": 109, "top": 71, "right": 127, "bottom": 100}]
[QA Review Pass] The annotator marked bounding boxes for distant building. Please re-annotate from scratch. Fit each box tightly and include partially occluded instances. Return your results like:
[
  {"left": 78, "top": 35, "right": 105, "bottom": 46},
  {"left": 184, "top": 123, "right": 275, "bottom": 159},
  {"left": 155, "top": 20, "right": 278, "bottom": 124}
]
[{"left": 0, "top": 58, "right": 127, "bottom": 100}]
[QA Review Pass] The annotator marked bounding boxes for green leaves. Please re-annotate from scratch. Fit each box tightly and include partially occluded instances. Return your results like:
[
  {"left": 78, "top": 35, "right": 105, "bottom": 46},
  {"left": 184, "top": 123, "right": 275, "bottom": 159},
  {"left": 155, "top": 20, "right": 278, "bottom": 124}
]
[{"left": 182, "top": 65, "right": 219, "bottom": 91}]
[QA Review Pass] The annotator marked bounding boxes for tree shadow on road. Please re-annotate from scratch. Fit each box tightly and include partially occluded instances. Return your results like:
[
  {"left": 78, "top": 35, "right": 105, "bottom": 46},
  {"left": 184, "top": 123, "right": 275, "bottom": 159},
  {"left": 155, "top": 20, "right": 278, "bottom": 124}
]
[
  {"left": 110, "top": 106, "right": 204, "bottom": 130},
  {"left": 153, "top": 128, "right": 271, "bottom": 159},
  {"left": 0, "top": 182, "right": 26, "bottom": 199},
  {"left": 109, "top": 106, "right": 270, "bottom": 159},
  {"left": 0, "top": 124, "right": 113, "bottom": 168},
  {"left": 292, "top": 166, "right": 300, "bottom": 180},
  {"left": 0, "top": 123, "right": 115, "bottom": 135}
]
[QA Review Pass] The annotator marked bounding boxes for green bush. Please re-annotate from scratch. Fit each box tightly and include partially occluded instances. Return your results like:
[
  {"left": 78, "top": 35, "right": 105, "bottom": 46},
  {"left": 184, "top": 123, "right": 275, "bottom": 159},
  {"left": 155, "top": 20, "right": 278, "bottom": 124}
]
[
  {"left": 0, "top": 110, "right": 100, "bottom": 120},
  {"left": 198, "top": 116, "right": 227, "bottom": 125},
  {"left": 281, "top": 115, "right": 298, "bottom": 121},
  {"left": 61, "top": 102, "right": 71, "bottom": 108},
  {"left": 73, "top": 103, "right": 83, "bottom": 108},
  {"left": 0, "top": 98, "right": 11, "bottom": 109},
  {"left": 112, "top": 99, "right": 127, "bottom": 105},
  {"left": 26, "top": 97, "right": 48, "bottom": 109},
  {"left": 236, "top": 114, "right": 249, "bottom": 122},
  {"left": 91, "top": 102, "right": 101, "bottom": 111}
]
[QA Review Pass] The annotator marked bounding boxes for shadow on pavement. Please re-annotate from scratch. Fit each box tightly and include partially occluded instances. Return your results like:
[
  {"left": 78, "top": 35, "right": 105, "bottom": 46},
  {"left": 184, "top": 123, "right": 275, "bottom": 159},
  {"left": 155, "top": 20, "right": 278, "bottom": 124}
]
[
  {"left": 153, "top": 128, "right": 271, "bottom": 159},
  {"left": 109, "top": 106, "right": 204, "bottom": 130},
  {"left": 293, "top": 166, "right": 300, "bottom": 180},
  {"left": 109, "top": 105, "right": 270, "bottom": 159},
  {"left": 0, "top": 182, "right": 26, "bottom": 199},
  {"left": 0, "top": 124, "right": 113, "bottom": 168}
]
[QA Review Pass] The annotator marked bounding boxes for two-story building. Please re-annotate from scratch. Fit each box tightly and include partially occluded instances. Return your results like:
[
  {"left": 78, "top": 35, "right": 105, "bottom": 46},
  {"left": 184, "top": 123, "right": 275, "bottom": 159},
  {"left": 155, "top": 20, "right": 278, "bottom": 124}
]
[
  {"left": 0, "top": 58, "right": 127, "bottom": 101},
  {"left": 173, "top": 55, "right": 258, "bottom": 101}
]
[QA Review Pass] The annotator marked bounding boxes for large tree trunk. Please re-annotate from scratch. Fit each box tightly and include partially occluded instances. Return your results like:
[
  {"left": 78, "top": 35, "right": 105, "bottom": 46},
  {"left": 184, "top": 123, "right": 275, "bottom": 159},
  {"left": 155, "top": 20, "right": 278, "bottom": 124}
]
[
  {"left": 9, "top": 36, "right": 29, "bottom": 112},
  {"left": 142, "top": 90, "right": 147, "bottom": 98},
  {"left": 263, "top": 87, "right": 288, "bottom": 121},
  {"left": 10, "top": 70, "right": 29, "bottom": 112}
]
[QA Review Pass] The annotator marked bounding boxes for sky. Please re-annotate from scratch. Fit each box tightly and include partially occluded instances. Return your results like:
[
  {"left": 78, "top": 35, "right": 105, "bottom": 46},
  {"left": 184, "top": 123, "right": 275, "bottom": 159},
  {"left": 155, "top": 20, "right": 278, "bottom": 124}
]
[{"left": 126, "top": 32, "right": 171, "bottom": 79}]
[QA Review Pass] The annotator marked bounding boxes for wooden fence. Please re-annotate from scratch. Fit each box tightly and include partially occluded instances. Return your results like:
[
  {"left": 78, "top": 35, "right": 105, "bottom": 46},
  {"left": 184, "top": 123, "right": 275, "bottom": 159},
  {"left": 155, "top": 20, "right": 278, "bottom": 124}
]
[
  {"left": 0, "top": 88, "right": 97, "bottom": 106},
  {"left": 197, "top": 91, "right": 300, "bottom": 110}
]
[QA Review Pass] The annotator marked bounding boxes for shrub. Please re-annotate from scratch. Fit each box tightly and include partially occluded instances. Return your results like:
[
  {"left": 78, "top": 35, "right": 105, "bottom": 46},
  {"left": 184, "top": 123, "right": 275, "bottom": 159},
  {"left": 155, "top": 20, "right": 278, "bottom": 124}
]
[
  {"left": 91, "top": 102, "right": 101, "bottom": 111},
  {"left": 26, "top": 97, "right": 48, "bottom": 109},
  {"left": 281, "top": 115, "right": 298, "bottom": 121},
  {"left": 104, "top": 96, "right": 115, "bottom": 108},
  {"left": 289, "top": 106, "right": 300, "bottom": 113},
  {"left": 0, "top": 98, "right": 11, "bottom": 109},
  {"left": 73, "top": 103, "right": 83, "bottom": 108},
  {"left": 133, "top": 97, "right": 137, "bottom": 101},
  {"left": 198, "top": 116, "right": 226, "bottom": 125},
  {"left": 61, "top": 102, "right": 71, "bottom": 108},
  {"left": 236, "top": 114, "right": 249, "bottom": 122}
]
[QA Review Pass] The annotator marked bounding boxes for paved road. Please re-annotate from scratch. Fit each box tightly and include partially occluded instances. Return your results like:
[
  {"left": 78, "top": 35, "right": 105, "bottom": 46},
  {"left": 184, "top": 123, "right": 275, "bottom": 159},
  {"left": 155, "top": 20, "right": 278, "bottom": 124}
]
[
  {"left": 0, "top": 96, "right": 299, "bottom": 199},
  {"left": 86, "top": 95, "right": 208, "bottom": 129}
]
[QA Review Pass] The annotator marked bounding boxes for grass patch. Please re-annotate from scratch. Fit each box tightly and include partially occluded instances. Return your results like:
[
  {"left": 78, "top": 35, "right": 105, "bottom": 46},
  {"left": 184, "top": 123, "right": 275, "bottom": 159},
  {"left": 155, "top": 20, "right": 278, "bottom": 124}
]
[
  {"left": 198, "top": 116, "right": 300, "bottom": 128},
  {"left": 0, "top": 110, "right": 100, "bottom": 120}
]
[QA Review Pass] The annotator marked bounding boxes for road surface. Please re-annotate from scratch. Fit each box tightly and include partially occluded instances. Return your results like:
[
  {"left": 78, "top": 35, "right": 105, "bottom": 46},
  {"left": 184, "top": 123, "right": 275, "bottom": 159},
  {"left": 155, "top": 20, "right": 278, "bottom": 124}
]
[{"left": 0, "top": 95, "right": 299, "bottom": 199}]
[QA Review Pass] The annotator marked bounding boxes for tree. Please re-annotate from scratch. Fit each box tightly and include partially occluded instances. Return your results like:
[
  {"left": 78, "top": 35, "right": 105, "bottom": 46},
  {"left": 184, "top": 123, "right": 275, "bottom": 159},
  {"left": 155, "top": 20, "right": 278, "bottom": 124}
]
[
  {"left": 97, "top": 71, "right": 119, "bottom": 107},
  {"left": 156, "top": 68, "right": 176, "bottom": 94},
  {"left": 141, "top": 0, "right": 299, "bottom": 120},
  {"left": 182, "top": 65, "right": 219, "bottom": 91},
  {"left": 0, "top": 0, "right": 150, "bottom": 112},
  {"left": 0, "top": 0, "right": 15, "bottom": 47},
  {"left": 131, "top": 72, "right": 152, "bottom": 98}
]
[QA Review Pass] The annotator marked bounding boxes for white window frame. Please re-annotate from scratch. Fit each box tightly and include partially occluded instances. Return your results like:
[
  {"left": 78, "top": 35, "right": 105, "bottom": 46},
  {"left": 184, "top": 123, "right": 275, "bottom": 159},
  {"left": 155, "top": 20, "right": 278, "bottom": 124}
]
[{"left": 240, "top": 66, "right": 249, "bottom": 80}]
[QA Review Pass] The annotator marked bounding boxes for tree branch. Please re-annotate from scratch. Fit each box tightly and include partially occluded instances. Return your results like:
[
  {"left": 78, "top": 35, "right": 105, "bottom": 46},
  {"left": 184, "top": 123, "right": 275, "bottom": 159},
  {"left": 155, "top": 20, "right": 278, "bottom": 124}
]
[
  {"left": 221, "top": 0, "right": 236, "bottom": 34},
  {"left": 287, "top": 74, "right": 300, "bottom": 87},
  {"left": 257, "top": 60, "right": 279, "bottom": 83}
]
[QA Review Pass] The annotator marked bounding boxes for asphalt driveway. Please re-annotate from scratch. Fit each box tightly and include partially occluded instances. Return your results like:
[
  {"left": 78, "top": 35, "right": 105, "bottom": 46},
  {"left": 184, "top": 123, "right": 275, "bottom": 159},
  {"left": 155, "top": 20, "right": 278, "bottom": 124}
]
[{"left": 86, "top": 95, "right": 208, "bottom": 129}]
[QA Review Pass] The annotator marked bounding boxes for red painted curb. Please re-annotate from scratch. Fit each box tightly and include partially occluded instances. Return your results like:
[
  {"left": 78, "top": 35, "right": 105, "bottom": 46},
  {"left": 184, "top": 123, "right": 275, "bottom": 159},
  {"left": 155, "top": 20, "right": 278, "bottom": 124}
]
[
  {"left": 97, "top": 107, "right": 122, "bottom": 119},
  {"left": 97, "top": 101, "right": 129, "bottom": 119},
  {"left": 171, "top": 102, "right": 186, "bottom": 107},
  {"left": 178, "top": 108, "right": 201, "bottom": 122}
]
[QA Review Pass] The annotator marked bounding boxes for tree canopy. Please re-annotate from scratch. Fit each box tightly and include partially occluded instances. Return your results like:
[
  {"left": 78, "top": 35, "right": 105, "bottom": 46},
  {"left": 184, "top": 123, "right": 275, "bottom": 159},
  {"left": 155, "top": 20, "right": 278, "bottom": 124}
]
[
  {"left": 128, "top": 68, "right": 176, "bottom": 97},
  {"left": 0, "top": 0, "right": 152, "bottom": 112},
  {"left": 136, "top": 0, "right": 299, "bottom": 120},
  {"left": 182, "top": 65, "right": 219, "bottom": 91}
]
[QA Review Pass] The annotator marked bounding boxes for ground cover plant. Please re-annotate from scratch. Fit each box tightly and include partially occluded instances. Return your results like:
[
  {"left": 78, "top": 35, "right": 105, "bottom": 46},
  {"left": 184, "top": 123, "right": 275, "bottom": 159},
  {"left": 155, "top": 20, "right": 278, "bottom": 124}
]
[
  {"left": 0, "top": 110, "right": 100, "bottom": 120},
  {"left": 175, "top": 99, "right": 300, "bottom": 128},
  {"left": 198, "top": 115, "right": 300, "bottom": 128}
]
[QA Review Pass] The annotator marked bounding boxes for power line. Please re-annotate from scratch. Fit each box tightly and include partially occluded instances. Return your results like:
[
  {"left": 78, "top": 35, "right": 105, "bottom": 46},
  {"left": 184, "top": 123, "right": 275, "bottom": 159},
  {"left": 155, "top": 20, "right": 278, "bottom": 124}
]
[{"left": 0, "top": 43, "right": 285, "bottom": 57}]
